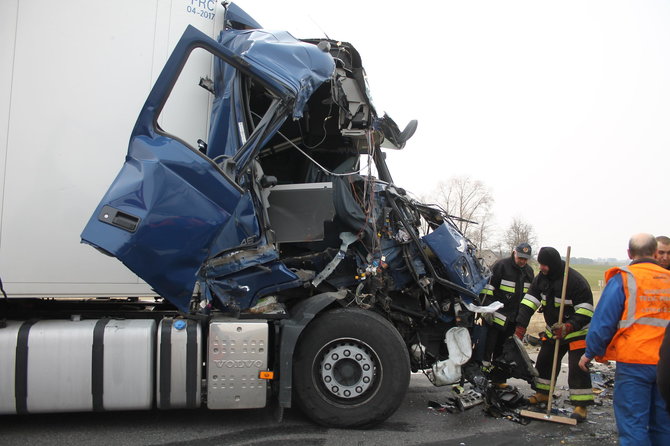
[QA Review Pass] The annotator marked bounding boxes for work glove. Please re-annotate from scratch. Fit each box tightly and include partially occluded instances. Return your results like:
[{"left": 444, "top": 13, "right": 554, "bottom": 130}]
[
  {"left": 551, "top": 322, "right": 573, "bottom": 340},
  {"left": 514, "top": 326, "right": 526, "bottom": 340},
  {"left": 481, "top": 312, "right": 494, "bottom": 324}
]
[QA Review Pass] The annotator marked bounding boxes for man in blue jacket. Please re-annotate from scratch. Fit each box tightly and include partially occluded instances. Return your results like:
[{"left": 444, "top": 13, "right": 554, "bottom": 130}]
[{"left": 579, "top": 233, "right": 670, "bottom": 445}]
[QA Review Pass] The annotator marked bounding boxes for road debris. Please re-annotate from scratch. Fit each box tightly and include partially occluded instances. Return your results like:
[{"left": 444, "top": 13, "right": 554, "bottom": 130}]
[
  {"left": 590, "top": 361, "right": 616, "bottom": 391},
  {"left": 426, "top": 347, "right": 618, "bottom": 434},
  {"left": 483, "top": 385, "right": 530, "bottom": 425},
  {"left": 427, "top": 384, "right": 485, "bottom": 414}
]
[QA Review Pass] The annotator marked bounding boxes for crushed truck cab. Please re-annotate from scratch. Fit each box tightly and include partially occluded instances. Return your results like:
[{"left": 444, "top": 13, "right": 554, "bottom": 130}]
[{"left": 1, "top": 2, "right": 535, "bottom": 428}]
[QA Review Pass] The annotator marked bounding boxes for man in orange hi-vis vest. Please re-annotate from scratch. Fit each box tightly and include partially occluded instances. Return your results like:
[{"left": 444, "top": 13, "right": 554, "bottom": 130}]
[{"left": 579, "top": 233, "right": 670, "bottom": 446}]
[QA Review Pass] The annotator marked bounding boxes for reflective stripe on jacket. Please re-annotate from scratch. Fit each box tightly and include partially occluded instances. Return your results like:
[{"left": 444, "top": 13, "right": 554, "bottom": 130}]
[
  {"left": 480, "top": 255, "right": 534, "bottom": 326},
  {"left": 598, "top": 263, "right": 670, "bottom": 364},
  {"left": 517, "top": 266, "right": 593, "bottom": 343}
]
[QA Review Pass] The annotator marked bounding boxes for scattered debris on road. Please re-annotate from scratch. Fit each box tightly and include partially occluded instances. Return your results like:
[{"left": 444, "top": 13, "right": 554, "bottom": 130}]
[{"left": 425, "top": 345, "right": 618, "bottom": 439}]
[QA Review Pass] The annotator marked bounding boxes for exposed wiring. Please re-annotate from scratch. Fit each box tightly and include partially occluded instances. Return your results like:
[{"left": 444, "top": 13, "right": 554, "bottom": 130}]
[
  {"left": 249, "top": 109, "right": 371, "bottom": 177},
  {"left": 255, "top": 108, "right": 387, "bottom": 264},
  {"left": 361, "top": 130, "right": 380, "bottom": 255},
  {"left": 275, "top": 129, "right": 371, "bottom": 177},
  {"left": 298, "top": 102, "right": 333, "bottom": 149}
]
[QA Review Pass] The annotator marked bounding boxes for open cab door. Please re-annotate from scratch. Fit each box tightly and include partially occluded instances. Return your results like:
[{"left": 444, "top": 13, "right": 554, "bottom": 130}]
[{"left": 81, "top": 25, "right": 334, "bottom": 312}]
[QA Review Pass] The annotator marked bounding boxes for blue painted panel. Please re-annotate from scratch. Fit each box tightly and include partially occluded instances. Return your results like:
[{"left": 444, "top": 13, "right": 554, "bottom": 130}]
[
  {"left": 422, "top": 223, "right": 489, "bottom": 301},
  {"left": 82, "top": 134, "right": 251, "bottom": 312},
  {"left": 202, "top": 261, "right": 299, "bottom": 310}
]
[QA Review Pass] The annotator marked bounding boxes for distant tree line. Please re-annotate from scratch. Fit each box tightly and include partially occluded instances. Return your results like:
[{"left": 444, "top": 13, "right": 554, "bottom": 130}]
[
  {"left": 425, "top": 176, "right": 538, "bottom": 256},
  {"left": 423, "top": 176, "right": 622, "bottom": 264},
  {"left": 566, "top": 257, "right": 622, "bottom": 265},
  {"left": 570, "top": 257, "right": 596, "bottom": 265}
]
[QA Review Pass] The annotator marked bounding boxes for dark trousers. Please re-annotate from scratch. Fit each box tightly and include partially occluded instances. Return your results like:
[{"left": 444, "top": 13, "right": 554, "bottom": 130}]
[
  {"left": 483, "top": 323, "right": 514, "bottom": 363},
  {"left": 533, "top": 339, "right": 594, "bottom": 406}
]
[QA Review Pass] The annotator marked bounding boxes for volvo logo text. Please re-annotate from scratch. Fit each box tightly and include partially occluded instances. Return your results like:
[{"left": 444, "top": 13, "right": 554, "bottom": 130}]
[{"left": 214, "top": 359, "right": 263, "bottom": 368}]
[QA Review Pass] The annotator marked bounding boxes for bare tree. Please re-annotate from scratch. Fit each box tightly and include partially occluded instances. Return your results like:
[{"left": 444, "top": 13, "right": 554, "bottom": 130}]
[
  {"left": 469, "top": 208, "right": 494, "bottom": 252},
  {"left": 503, "top": 217, "right": 537, "bottom": 254},
  {"left": 430, "top": 176, "right": 494, "bottom": 249}
]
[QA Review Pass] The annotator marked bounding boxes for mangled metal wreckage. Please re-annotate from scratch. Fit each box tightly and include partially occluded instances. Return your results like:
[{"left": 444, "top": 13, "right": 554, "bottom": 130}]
[{"left": 75, "top": 3, "right": 530, "bottom": 427}]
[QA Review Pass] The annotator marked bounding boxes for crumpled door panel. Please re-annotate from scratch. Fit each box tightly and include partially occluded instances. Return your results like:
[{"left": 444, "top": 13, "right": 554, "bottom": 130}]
[
  {"left": 82, "top": 23, "right": 335, "bottom": 312},
  {"left": 81, "top": 133, "right": 254, "bottom": 312}
]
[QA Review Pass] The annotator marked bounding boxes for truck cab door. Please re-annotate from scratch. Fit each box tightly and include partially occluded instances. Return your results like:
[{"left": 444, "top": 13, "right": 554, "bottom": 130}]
[{"left": 81, "top": 27, "right": 301, "bottom": 312}]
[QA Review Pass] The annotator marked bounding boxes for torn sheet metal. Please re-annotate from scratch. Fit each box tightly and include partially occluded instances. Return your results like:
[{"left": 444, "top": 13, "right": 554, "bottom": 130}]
[
  {"left": 312, "top": 232, "right": 358, "bottom": 287},
  {"left": 207, "top": 29, "right": 335, "bottom": 160},
  {"left": 423, "top": 223, "right": 489, "bottom": 302}
]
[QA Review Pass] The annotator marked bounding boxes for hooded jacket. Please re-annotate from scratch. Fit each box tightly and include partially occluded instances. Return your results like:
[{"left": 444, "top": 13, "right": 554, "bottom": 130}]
[{"left": 516, "top": 247, "right": 594, "bottom": 343}]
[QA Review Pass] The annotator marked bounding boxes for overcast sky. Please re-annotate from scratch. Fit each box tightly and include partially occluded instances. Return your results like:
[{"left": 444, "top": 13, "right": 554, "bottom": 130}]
[{"left": 239, "top": 0, "right": 670, "bottom": 260}]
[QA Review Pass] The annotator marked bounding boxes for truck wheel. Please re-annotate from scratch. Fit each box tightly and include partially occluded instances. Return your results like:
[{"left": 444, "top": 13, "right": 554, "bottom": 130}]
[{"left": 292, "top": 308, "right": 410, "bottom": 428}]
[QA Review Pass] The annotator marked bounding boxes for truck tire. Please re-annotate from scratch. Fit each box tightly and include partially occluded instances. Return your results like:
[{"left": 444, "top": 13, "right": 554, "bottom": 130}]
[{"left": 292, "top": 307, "right": 410, "bottom": 428}]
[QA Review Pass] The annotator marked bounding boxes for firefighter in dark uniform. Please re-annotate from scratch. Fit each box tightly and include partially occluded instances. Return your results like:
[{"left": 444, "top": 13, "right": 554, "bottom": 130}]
[
  {"left": 514, "top": 246, "right": 594, "bottom": 421},
  {"left": 479, "top": 242, "right": 535, "bottom": 383}
]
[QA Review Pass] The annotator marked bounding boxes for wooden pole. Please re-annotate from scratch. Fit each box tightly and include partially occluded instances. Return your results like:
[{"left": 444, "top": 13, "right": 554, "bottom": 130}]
[
  {"left": 520, "top": 246, "right": 577, "bottom": 425},
  {"left": 546, "top": 246, "right": 571, "bottom": 416}
]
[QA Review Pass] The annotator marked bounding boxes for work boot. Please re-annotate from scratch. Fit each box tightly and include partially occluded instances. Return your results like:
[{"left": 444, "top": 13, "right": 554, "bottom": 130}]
[
  {"left": 570, "top": 406, "right": 587, "bottom": 422},
  {"left": 527, "top": 392, "right": 549, "bottom": 405}
]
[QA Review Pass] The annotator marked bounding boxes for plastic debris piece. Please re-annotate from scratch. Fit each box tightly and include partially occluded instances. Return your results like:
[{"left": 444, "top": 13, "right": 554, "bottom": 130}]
[
  {"left": 431, "top": 327, "right": 472, "bottom": 386},
  {"left": 483, "top": 384, "right": 531, "bottom": 425},
  {"left": 456, "top": 389, "right": 484, "bottom": 410}
]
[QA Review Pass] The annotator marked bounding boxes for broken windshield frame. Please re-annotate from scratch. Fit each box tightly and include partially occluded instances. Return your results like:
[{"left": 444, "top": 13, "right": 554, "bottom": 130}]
[{"left": 148, "top": 26, "right": 299, "bottom": 187}]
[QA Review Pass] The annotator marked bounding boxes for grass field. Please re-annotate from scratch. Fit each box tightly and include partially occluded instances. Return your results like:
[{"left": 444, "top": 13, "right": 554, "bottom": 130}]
[
  {"left": 526, "top": 263, "right": 619, "bottom": 334},
  {"left": 528, "top": 263, "right": 619, "bottom": 291},
  {"left": 571, "top": 264, "right": 613, "bottom": 291}
]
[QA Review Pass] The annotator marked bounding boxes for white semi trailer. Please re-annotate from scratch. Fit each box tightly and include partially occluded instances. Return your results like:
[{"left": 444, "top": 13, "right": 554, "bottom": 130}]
[
  {"left": 1, "top": 0, "right": 222, "bottom": 298},
  {"left": 0, "top": 0, "right": 492, "bottom": 427}
]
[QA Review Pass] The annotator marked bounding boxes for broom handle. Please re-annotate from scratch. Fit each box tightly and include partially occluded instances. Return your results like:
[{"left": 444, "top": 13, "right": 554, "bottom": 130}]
[{"left": 546, "top": 246, "right": 571, "bottom": 416}]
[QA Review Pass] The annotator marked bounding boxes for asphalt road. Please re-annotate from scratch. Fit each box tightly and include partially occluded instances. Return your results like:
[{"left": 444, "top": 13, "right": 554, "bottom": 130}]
[{"left": 0, "top": 364, "right": 618, "bottom": 446}]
